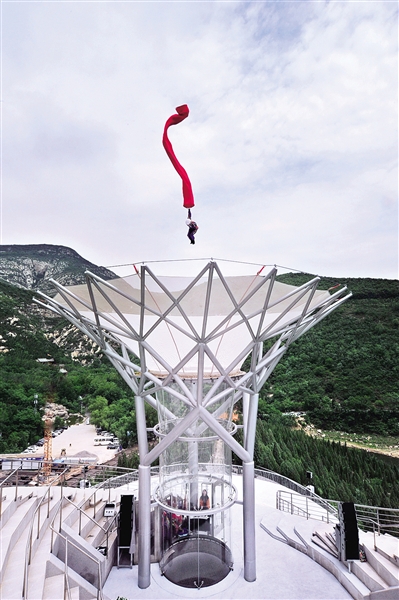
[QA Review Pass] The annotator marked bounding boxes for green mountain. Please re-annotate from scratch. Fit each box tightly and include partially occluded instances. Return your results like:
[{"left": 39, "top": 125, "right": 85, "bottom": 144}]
[
  {"left": 260, "top": 274, "right": 399, "bottom": 435},
  {"left": 0, "top": 245, "right": 121, "bottom": 453},
  {"left": 0, "top": 252, "right": 398, "bottom": 452}
]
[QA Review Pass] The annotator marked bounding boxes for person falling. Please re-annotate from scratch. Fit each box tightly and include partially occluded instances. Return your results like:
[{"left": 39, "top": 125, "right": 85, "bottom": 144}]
[
  {"left": 162, "top": 105, "right": 199, "bottom": 244},
  {"left": 186, "top": 208, "right": 199, "bottom": 245}
]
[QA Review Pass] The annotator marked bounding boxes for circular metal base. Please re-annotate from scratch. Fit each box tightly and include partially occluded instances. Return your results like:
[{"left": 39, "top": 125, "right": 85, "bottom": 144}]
[{"left": 160, "top": 536, "right": 233, "bottom": 588}]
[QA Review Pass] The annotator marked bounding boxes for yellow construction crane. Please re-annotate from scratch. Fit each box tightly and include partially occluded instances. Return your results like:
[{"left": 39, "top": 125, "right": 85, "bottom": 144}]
[{"left": 43, "top": 418, "right": 53, "bottom": 481}]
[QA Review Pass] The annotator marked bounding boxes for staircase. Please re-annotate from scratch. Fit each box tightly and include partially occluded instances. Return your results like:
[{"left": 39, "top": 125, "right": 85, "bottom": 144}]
[
  {"left": 0, "top": 483, "right": 118, "bottom": 600},
  {"left": 261, "top": 506, "right": 399, "bottom": 600}
]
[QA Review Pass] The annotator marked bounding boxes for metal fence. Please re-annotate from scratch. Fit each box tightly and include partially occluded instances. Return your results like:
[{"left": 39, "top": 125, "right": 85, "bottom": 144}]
[
  {"left": 4, "top": 459, "right": 398, "bottom": 539},
  {"left": 233, "top": 465, "right": 399, "bottom": 537}
]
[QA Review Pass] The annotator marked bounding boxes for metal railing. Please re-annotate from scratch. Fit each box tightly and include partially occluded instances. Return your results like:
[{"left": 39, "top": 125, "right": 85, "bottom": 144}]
[
  {"left": 327, "top": 500, "right": 399, "bottom": 537},
  {"left": 275, "top": 490, "right": 399, "bottom": 538},
  {"left": 233, "top": 465, "right": 399, "bottom": 539},
  {"left": 46, "top": 486, "right": 118, "bottom": 600},
  {"left": 59, "top": 495, "right": 118, "bottom": 544},
  {"left": 49, "top": 523, "right": 103, "bottom": 600},
  {"left": 0, "top": 458, "right": 160, "bottom": 491},
  {"left": 22, "top": 468, "right": 69, "bottom": 599},
  {"left": 0, "top": 466, "right": 22, "bottom": 517},
  {"left": 46, "top": 495, "right": 107, "bottom": 600},
  {"left": 276, "top": 490, "right": 338, "bottom": 524},
  {"left": 232, "top": 464, "right": 315, "bottom": 495}
]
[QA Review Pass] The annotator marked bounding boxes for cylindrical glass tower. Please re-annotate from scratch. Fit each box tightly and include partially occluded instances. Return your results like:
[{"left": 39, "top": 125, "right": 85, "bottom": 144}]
[{"left": 155, "top": 378, "right": 236, "bottom": 587}]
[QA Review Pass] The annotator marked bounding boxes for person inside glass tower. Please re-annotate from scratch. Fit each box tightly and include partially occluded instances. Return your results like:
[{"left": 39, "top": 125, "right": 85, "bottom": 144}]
[{"left": 199, "top": 489, "right": 210, "bottom": 510}]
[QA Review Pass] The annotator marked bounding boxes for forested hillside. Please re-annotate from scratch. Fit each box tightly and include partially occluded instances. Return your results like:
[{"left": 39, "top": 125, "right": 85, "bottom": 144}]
[
  {"left": 251, "top": 416, "right": 399, "bottom": 508},
  {"left": 0, "top": 275, "right": 159, "bottom": 453},
  {"left": 259, "top": 274, "right": 399, "bottom": 435},
  {"left": 0, "top": 267, "right": 398, "bottom": 506}
]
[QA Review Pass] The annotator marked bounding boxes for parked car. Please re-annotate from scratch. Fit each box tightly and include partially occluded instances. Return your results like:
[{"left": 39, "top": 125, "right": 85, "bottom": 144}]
[{"left": 107, "top": 443, "right": 119, "bottom": 450}]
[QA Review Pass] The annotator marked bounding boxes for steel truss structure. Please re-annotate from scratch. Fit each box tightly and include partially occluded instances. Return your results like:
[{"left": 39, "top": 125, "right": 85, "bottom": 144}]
[{"left": 36, "top": 260, "right": 351, "bottom": 589}]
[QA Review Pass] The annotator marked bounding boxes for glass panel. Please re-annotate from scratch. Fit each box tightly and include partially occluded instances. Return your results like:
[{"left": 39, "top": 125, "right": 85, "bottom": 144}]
[{"left": 155, "top": 377, "right": 235, "bottom": 588}]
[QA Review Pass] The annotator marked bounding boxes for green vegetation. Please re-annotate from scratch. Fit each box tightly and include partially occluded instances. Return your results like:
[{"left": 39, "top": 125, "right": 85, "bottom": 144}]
[
  {"left": 0, "top": 279, "right": 138, "bottom": 452},
  {"left": 1, "top": 270, "right": 398, "bottom": 509},
  {"left": 117, "top": 451, "right": 140, "bottom": 470},
  {"left": 304, "top": 420, "right": 399, "bottom": 457},
  {"left": 259, "top": 275, "right": 399, "bottom": 435},
  {"left": 0, "top": 356, "right": 139, "bottom": 453},
  {"left": 251, "top": 415, "right": 399, "bottom": 508}
]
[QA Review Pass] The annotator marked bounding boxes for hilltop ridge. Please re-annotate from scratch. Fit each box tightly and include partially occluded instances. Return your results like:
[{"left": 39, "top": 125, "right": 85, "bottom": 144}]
[{"left": 0, "top": 244, "right": 116, "bottom": 296}]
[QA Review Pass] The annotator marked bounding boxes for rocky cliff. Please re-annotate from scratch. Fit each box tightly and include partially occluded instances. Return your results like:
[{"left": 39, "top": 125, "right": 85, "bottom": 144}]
[{"left": 0, "top": 244, "right": 116, "bottom": 296}]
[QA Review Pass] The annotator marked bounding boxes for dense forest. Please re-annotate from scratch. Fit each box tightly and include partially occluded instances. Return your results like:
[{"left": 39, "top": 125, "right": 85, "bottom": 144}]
[
  {"left": 0, "top": 278, "right": 158, "bottom": 452},
  {"left": 259, "top": 274, "right": 399, "bottom": 435},
  {"left": 251, "top": 415, "right": 399, "bottom": 508},
  {"left": 0, "top": 273, "right": 398, "bottom": 507}
]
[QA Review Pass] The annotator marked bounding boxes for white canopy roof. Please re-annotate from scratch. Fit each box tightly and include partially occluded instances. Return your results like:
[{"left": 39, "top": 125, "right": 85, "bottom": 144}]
[{"left": 52, "top": 265, "right": 332, "bottom": 377}]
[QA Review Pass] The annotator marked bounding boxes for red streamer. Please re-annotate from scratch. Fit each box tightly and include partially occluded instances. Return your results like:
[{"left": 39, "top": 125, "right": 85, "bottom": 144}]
[{"left": 162, "top": 105, "right": 195, "bottom": 209}]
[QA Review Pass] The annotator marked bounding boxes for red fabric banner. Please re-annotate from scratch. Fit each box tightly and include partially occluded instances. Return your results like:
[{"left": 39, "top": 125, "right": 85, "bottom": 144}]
[{"left": 162, "top": 104, "right": 195, "bottom": 209}]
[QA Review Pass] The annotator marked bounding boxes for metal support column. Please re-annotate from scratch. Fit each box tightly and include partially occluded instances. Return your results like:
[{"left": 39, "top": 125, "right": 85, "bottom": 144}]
[
  {"left": 138, "top": 465, "right": 151, "bottom": 589},
  {"left": 243, "top": 460, "right": 256, "bottom": 582},
  {"left": 188, "top": 439, "right": 199, "bottom": 509},
  {"left": 243, "top": 393, "right": 257, "bottom": 582},
  {"left": 135, "top": 395, "right": 149, "bottom": 457},
  {"left": 245, "top": 393, "right": 258, "bottom": 458},
  {"left": 136, "top": 395, "right": 151, "bottom": 588},
  {"left": 242, "top": 392, "right": 250, "bottom": 448}
]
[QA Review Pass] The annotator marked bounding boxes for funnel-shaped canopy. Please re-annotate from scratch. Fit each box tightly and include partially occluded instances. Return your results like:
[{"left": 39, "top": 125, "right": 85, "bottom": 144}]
[{"left": 49, "top": 262, "right": 336, "bottom": 378}]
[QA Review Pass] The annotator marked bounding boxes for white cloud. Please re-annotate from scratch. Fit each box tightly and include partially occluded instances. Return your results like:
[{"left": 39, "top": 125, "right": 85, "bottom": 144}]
[{"left": 1, "top": 1, "right": 397, "bottom": 279}]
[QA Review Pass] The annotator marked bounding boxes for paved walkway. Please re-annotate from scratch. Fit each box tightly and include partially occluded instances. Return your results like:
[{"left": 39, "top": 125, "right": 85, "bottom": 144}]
[
  {"left": 8, "top": 423, "right": 117, "bottom": 464},
  {"left": 103, "top": 476, "right": 352, "bottom": 600}
]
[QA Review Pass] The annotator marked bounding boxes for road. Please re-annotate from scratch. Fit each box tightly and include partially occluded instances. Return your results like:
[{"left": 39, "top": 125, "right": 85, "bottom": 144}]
[{"left": 24, "top": 422, "right": 118, "bottom": 464}]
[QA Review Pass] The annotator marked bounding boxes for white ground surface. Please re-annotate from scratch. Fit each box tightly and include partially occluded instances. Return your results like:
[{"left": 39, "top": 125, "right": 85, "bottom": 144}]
[
  {"left": 17, "top": 422, "right": 118, "bottom": 464},
  {"left": 104, "top": 476, "right": 352, "bottom": 600}
]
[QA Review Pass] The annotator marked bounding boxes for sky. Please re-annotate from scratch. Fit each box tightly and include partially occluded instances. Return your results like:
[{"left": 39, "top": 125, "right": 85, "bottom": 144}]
[{"left": 1, "top": 0, "right": 398, "bottom": 280}]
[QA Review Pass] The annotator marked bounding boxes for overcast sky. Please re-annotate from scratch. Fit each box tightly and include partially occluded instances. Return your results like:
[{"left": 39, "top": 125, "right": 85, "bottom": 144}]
[{"left": 1, "top": 1, "right": 398, "bottom": 280}]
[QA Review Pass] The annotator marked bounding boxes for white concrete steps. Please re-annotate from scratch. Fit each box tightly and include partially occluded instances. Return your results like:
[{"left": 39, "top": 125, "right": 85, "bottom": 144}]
[
  {"left": 304, "top": 525, "right": 392, "bottom": 597},
  {"left": 360, "top": 531, "right": 399, "bottom": 567},
  {"left": 349, "top": 559, "right": 390, "bottom": 593},
  {"left": 260, "top": 510, "right": 399, "bottom": 600},
  {"left": 374, "top": 535, "right": 399, "bottom": 569},
  {"left": 284, "top": 518, "right": 373, "bottom": 600},
  {"left": 26, "top": 499, "right": 78, "bottom": 600},
  {"left": 0, "top": 492, "right": 37, "bottom": 534},
  {"left": 0, "top": 495, "right": 39, "bottom": 586},
  {"left": 42, "top": 574, "right": 80, "bottom": 600},
  {"left": 0, "top": 494, "right": 60, "bottom": 599},
  {"left": 43, "top": 554, "right": 99, "bottom": 600},
  {"left": 72, "top": 498, "right": 116, "bottom": 552},
  {"left": 67, "top": 497, "right": 106, "bottom": 540},
  {"left": 368, "top": 587, "right": 399, "bottom": 600},
  {"left": 362, "top": 541, "right": 399, "bottom": 588},
  {"left": 0, "top": 486, "right": 95, "bottom": 600}
]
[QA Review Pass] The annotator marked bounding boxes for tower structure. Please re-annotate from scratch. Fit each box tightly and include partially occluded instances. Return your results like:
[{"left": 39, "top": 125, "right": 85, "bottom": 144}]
[
  {"left": 43, "top": 417, "right": 53, "bottom": 482},
  {"left": 37, "top": 260, "right": 350, "bottom": 589}
]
